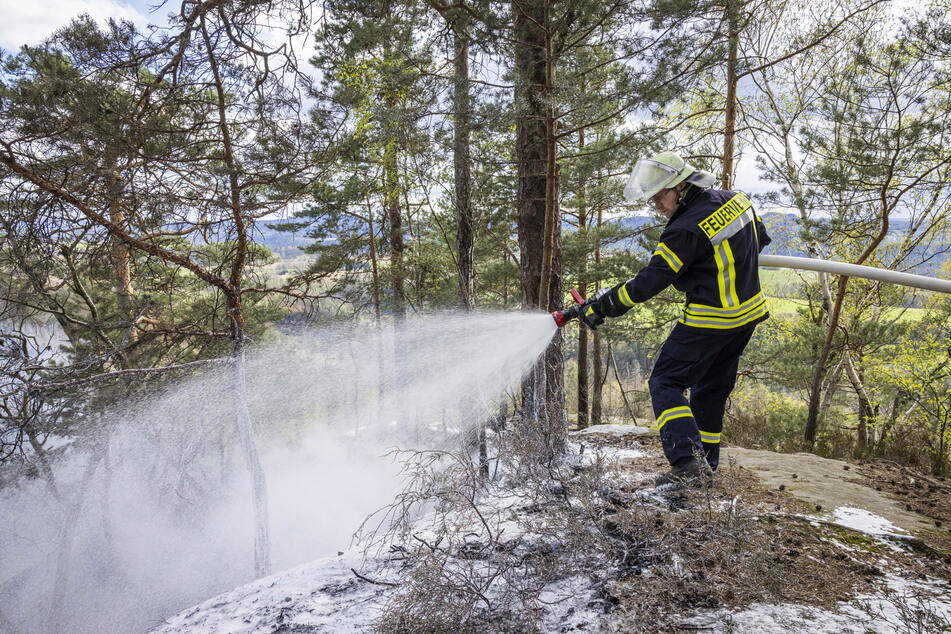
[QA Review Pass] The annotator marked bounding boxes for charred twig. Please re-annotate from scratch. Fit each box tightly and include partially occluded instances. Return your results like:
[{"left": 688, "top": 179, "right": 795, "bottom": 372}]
[{"left": 351, "top": 568, "right": 399, "bottom": 587}]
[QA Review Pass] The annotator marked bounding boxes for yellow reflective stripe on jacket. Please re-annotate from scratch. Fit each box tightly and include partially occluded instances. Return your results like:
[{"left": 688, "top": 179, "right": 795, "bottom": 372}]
[
  {"left": 683, "top": 298, "right": 767, "bottom": 324},
  {"left": 653, "top": 242, "right": 684, "bottom": 273},
  {"left": 686, "top": 292, "right": 766, "bottom": 317},
  {"left": 699, "top": 431, "right": 721, "bottom": 444},
  {"left": 617, "top": 283, "right": 635, "bottom": 307},
  {"left": 679, "top": 303, "right": 768, "bottom": 329},
  {"left": 698, "top": 192, "right": 753, "bottom": 242},
  {"left": 723, "top": 241, "right": 739, "bottom": 306},
  {"left": 714, "top": 239, "right": 739, "bottom": 308},
  {"left": 656, "top": 405, "right": 693, "bottom": 431}
]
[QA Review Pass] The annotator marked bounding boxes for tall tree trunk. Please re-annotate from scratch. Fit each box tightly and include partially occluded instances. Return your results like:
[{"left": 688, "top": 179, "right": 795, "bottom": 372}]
[
  {"left": 538, "top": 2, "right": 557, "bottom": 309},
  {"left": 452, "top": 15, "right": 475, "bottom": 311},
  {"left": 230, "top": 309, "right": 271, "bottom": 577},
  {"left": 590, "top": 184, "right": 604, "bottom": 426},
  {"left": 591, "top": 333, "right": 603, "bottom": 425},
  {"left": 366, "top": 193, "right": 386, "bottom": 430},
  {"left": 818, "top": 359, "right": 844, "bottom": 420},
  {"left": 576, "top": 130, "right": 589, "bottom": 429},
  {"left": 780, "top": 125, "right": 842, "bottom": 427},
  {"left": 514, "top": 0, "right": 549, "bottom": 430},
  {"left": 846, "top": 356, "right": 875, "bottom": 452},
  {"left": 49, "top": 452, "right": 102, "bottom": 631},
  {"left": 448, "top": 13, "right": 487, "bottom": 476},
  {"left": 877, "top": 392, "right": 905, "bottom": 449},
  {"left": 514, "top": 0, "right": 548, "bottom": 312},
  {"left": 721, "top": 0, "right": 741, "bottom": 189},
  {"left": 577, "top": 321, "right": 589, "bottom": 430},
  {"left": 544, "top": 189, "right": 565, "bottom": 453},
  {"left": 380, "top": 0, "right": 406, "bottom": 320},
  {"left": 856, "top": 393, "right": 871, "bottom": 450},
  {"left": 365, "top": 193, "right": 383, "bottom": 322},
  {"left": 202, "top": 12, "right": 272, "bottom": 577},
  {"left": 384, "top": 138, "right": 406, "bottom": 320},
  {"left": 103, "top": 146, "right": 137, "bottom": 367}
]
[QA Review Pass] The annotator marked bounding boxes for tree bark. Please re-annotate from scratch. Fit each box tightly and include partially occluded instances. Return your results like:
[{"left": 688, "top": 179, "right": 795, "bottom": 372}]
[
  {"left": 591, "top": 333, "right": 603, "bottom": 425},
  {"left": 514, "top": 0, "right": 550, "bottom": 432},
  {"left": 448, "top": 20, "right": 487, "bottom": 475},
  {"left": 576, "top": 130, "right": 589, "bottom": 429},
  {"left": 365, "top": 193, "right": 383, "bottom": 322},
  {"left": 721, "top": 0, "right": 741, "bottom": 189},
  {"left": 452, "top": 15, "right": 475, "bottom": 311},
  {"left": 590, "top": 184, "right": 604, "bottom": 426},
  {"left": 514, "top": 0, "right": 548, "bottom": 314},
  {"left": 544, "top": 191, "right": 565, "bottom": 452},
  {"left": 383, "top": 138, "right": 406, "bottom": 320},
  {"left": 818, "top": 359, "right": 844, "bottom": 421},
  {"left": 103, "top": 146, "right": 138, "bottom": 366},
  {"left": 202, "top": 10, "right": 272, "bottom": 575},
  {"left": 844, "top": 352, "right": 875, "bottom": 451},
  {"left": 538, "top": 1, "right": 557, "bottom": 309}
]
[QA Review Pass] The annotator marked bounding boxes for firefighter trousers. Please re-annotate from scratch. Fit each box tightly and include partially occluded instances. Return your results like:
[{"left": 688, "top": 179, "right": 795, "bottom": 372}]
[{"left": 647, "top": 323, "right": 756, "bottom": 469}]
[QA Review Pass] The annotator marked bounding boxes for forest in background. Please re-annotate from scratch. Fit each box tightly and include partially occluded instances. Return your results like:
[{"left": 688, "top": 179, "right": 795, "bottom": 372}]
[{"left": 0, "top": 0, "right": 950, "bottom": 606}]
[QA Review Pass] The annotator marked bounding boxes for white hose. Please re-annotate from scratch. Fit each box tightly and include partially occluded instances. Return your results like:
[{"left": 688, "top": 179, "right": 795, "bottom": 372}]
[{"left": 759, "top": 254, "right": 951, "bottom": 294}]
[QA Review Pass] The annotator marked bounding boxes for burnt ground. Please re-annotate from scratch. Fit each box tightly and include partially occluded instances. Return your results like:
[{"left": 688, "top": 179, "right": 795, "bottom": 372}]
[
  {"left": 570, "top": 426, "right": 951, "bottom": 632},
  {"left": 853, "top": 458, "right": 951, "bottom": 549},
  {"left": 151, "top": 425, "right": 951, "bottom": 634}
]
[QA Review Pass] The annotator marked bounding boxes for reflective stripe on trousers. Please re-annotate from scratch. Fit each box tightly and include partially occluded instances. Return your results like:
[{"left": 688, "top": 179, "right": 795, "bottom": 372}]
[{"left": 648, "top": 323, "right": 756, "bottom": 468}]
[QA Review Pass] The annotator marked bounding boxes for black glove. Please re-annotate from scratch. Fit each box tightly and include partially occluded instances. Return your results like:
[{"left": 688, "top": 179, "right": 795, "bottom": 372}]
[
  {"left": 580, "top": 284, "right": 631, "bottom": 328},
  {"left": 579, "top": 301, "right": 605, "bottom": 330}
]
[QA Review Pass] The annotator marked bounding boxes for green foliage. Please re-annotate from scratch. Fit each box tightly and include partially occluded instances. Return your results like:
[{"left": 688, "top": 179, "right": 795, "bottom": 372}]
[
  {"left": 729, "top": 384, "right": 810, "bottom": 453},
  {"left": 874, "top": 331, "right": 951, "bottom": 475},
  {"left": 1, "top": 0, "right": 948, "bottom": 482}
]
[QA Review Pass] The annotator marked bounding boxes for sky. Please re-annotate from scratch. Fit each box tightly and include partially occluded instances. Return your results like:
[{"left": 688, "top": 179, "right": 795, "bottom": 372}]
[{"left": 0, "top": 0, "right": 160, "bottom": 51}]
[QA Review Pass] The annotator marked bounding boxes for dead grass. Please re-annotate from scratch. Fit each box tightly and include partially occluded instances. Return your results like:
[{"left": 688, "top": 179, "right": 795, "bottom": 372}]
[
  {"left": 368, "top": 427, "right": 951, "bottom": 633},
  {"left": 600, "top": 461, "right": 880, "bottom": 632},
  {"left": 854, "top": 458, "right": 951, "bottom": 552}
]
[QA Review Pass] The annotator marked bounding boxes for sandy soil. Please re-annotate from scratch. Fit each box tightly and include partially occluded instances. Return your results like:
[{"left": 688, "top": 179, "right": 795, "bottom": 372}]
[{"left": 724, "top": 449, "right": 935, "bottom": 533}]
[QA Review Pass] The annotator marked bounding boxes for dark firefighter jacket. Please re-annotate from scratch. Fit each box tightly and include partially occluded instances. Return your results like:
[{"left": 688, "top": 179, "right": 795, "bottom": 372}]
[{"left": 596, "top": 186, "right": 771, "bottom": 330}]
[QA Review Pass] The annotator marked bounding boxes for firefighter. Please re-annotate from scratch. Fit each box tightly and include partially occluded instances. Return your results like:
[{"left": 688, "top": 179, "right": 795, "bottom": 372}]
[{"left": 581, "top": 151, "right": 771, "bottom": 487}]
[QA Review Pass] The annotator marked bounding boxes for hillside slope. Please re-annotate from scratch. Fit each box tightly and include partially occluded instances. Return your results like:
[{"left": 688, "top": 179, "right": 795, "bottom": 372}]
[{"left": 153, "top": 426, "right": 951, "bottom": 633}]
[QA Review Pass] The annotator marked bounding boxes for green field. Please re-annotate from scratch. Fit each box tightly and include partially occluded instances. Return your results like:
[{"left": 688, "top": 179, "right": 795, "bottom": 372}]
[{"left": 765, "top": 296, "right": 924, "bottom": 322}]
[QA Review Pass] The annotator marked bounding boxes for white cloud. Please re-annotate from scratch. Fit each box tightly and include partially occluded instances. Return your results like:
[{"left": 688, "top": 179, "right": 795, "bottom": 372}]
[{"left": 0, "top": 0, "right": 149, "bottom": 52}]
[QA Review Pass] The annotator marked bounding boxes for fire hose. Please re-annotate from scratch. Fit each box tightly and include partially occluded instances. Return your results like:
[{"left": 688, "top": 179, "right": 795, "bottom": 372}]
[{"left": 553, "top": 255, "right": 951, "bottom": 328}]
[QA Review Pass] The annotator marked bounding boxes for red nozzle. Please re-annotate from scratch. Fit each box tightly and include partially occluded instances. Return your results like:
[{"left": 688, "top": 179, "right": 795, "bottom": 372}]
[{"left": 551, "top": 288, "right": 587, "bottom": 328}]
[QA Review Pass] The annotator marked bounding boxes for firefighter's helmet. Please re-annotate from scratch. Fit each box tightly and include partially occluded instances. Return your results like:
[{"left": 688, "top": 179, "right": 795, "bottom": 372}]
[{"left": 624, "top": 152, "right": 713, "bottom": 202}]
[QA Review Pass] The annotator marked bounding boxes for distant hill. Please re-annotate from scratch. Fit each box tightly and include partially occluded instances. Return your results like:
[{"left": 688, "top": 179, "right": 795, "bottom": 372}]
[
  {"left": 252, "top": 221, "right": 312, "bottom": 257},
  {"left": 757, "top": 213, "right": 950, "bottom": 276}
]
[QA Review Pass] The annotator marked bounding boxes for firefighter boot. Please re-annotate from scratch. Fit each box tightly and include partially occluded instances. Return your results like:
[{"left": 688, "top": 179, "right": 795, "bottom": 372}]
[{"left": 654, "top": 455, "right": 713, "bottom": 489}]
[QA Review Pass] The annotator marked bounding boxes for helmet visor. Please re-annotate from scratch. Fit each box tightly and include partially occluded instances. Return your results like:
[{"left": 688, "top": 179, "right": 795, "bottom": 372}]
[{"left": 623, "top": 159, "right": 680, "bottom": 202}]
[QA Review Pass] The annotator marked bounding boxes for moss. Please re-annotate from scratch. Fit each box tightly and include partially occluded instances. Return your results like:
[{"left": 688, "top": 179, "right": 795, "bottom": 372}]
[{"left": 822, "top": 525, "right": 885, "bottom": 553}]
